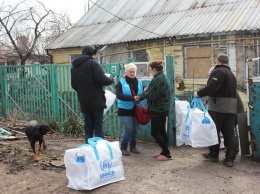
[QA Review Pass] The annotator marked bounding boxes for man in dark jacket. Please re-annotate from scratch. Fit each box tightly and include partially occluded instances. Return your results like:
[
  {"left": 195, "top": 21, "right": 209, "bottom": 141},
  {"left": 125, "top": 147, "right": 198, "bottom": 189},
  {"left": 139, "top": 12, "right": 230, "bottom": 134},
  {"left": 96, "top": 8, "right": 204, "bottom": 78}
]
[
  {"left": 194, "top": 53, "right": 237, "bottom": 167},
  {"left": 71, "top": 45, "right": 114, "bottom": 143}
]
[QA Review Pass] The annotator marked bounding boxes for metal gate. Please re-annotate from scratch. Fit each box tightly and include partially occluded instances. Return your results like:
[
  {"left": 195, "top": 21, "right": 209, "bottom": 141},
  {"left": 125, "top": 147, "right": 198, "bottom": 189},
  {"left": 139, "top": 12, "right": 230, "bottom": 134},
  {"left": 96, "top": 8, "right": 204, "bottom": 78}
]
[
  {"left": 0, "top": 56, "right": 176, "bottom": 145},
  {"left": 0, "top": 64, "right": 82, "bottom": 122},
  {"left": 247, "top": 57, "right": 260, "bottom": 161}
]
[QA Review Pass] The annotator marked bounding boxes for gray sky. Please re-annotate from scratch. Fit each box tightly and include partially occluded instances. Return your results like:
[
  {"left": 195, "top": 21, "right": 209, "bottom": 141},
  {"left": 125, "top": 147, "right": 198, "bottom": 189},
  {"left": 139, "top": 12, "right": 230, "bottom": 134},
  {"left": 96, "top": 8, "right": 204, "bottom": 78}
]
[{"left": 7, "top": 0, "right": 97, "bottom": 23}]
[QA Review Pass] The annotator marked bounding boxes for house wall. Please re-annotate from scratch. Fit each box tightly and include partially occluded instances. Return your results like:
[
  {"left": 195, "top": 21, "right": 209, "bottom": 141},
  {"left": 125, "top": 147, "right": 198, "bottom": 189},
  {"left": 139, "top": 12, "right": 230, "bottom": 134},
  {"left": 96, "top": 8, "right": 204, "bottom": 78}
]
[
  {"left": 126, "top": 38, "right": 227, "bottom": 92},
  {"left": 100, "top": 43, "right": 129, "bottom": 64},
  {"left": 234, "top": 33, "right": 260, "bottom": 90},
  {"left": 51, "top": 48, "right": 82, "bottom": 64},
  {"left": 49, "top": 32, "right": 260, "bottom": 93}
]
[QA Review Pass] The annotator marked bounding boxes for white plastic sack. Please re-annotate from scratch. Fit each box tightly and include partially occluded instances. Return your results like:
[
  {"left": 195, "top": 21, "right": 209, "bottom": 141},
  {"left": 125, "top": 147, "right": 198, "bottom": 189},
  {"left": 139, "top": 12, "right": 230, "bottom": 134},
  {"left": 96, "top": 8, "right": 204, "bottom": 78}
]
[
  {"left": 180, "top": 98, "right": 218, "bottom": 148},
  {"left": 64, "top": 137, "right": 125, "bottom": 190},
  {"left": 104, "top": 90, "right": 116, "bottom": 115},
  {"left": 175, "top": 100, "right": 190, "bottom": 128},
  {"left": 175, "top": 99, "right": 190, "bottom": 146}
]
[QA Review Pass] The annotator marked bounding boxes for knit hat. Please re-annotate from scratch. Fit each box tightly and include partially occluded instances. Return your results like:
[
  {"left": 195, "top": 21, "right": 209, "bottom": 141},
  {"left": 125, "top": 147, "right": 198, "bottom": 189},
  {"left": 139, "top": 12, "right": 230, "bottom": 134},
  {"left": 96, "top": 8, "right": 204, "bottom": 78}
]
[
  {"left": 217, "top": 53, "right": 229, "bottom": 64},
  {"left": 82, "top": 45, "right": 97, "bottom": 56}
]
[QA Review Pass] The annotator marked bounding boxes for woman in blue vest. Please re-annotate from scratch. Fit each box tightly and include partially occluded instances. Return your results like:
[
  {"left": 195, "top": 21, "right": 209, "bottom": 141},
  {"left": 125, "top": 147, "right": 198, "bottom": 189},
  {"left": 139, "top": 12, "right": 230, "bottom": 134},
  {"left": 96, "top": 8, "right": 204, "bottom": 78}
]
[{"left": 115, "top": 63, "right": 143, "bottom": 156}]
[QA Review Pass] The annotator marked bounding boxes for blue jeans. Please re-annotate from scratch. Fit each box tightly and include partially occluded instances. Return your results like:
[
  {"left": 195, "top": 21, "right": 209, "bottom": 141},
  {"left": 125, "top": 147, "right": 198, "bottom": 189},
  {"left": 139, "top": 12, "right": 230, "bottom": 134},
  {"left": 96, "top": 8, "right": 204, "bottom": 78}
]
[
  {"left": 119, "top": 116, "right": 139, "bottom": 147},
  {"left": 84, "top": 110, "right": 104, "bottom": 143}
]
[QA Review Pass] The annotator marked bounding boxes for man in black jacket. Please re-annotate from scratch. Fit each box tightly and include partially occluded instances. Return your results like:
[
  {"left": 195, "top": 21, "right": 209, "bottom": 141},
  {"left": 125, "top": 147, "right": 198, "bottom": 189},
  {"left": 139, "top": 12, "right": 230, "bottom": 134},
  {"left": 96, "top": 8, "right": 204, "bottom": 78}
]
[
  {"left": 193, "top": 53, "right": 237, "bottom": 167},
  {"left": 71, "top": 45, "right": 114, "bottom": 143}
]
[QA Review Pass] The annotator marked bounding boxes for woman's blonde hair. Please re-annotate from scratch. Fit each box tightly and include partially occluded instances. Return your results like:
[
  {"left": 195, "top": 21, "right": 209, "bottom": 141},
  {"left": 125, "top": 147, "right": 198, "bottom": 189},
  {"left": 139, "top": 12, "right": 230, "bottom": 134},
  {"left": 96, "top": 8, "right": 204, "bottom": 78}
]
[{"left": 124, "top": 63, "right": 137, "bottom": 73}]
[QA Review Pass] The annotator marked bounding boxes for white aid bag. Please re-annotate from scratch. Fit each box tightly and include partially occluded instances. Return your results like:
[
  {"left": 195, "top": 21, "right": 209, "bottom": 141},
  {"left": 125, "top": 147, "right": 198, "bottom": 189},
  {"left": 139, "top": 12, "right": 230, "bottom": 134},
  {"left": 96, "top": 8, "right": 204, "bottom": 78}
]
[
  {"left": 175, "top": 97, "right": 190, "bottom": 146},
  {"left": 64, "top": 137, "right": 125, "bottom": 190},
  {"left": 104, "top": 89, "right": 116, "bottom": 115},
  {"left": 180, "top": 98, "right": 218, "bottom": 148}
]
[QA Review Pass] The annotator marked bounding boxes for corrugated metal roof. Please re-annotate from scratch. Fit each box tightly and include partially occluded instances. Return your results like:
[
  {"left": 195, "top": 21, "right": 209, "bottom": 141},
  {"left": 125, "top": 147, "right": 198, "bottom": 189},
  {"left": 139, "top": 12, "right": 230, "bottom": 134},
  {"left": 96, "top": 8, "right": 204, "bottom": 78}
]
[{"left": 46, "top": 0, "right": 260, "bottom": 50}]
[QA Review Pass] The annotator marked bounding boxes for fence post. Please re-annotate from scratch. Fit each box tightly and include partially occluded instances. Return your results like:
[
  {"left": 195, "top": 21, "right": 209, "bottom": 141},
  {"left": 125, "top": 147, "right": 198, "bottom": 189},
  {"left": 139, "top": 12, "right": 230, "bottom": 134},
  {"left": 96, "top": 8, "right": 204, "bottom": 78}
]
[
  {"left": 0, "top": 66, "right": 7, "bottom": 118},
  {"left": 166, "top": 56, "right": 176, "bottom": 147},
  {"left": 51, "top": 65, "right": 59, "bottom": 119}
]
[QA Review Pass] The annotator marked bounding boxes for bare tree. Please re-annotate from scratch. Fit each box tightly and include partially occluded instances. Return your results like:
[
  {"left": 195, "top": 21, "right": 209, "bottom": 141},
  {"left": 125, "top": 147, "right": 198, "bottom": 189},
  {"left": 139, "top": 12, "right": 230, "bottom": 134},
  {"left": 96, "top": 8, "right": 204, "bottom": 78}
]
[{"left": 0, "top": 0, "right": 73, "bottom": 65}]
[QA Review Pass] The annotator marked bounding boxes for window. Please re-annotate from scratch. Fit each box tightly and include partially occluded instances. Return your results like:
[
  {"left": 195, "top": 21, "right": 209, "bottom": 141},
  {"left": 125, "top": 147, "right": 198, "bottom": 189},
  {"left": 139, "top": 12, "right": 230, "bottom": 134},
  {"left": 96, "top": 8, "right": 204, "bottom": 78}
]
[
  {"left": 133, "top": 50, "right": 148, "bottom": 62},
  {"left": 184, "top": 46, "right": 227, "bottom": 79},
  {"left": 184, "top": 46, "right": 213, "bottom": 79}
]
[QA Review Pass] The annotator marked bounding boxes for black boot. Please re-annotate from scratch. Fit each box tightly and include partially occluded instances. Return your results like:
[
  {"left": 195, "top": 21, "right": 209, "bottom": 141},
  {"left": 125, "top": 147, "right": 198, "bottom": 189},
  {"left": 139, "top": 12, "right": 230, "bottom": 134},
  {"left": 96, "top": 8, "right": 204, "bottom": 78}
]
[
  {"left": 202, "top": 153, "right": 219, "bottom": 162},
  {"left": 222, "top": 158, "right": 233, "bottom": 167},
  {"left": 225, "top": 149, "right": 235, "bottom": 167},
  {"left": 121, "top": 143, "right": 130, "bottom": 156},
  {"left": 130, "top": 141, "right": 140, "bottom": 154}
]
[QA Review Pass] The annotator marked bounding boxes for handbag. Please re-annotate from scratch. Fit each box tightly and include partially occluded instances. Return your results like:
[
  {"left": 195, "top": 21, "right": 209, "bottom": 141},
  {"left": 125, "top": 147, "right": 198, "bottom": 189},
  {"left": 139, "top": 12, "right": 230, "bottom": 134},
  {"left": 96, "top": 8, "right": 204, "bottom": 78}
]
[
  {"left": 135, "top": 103, "right": 151, "bottom": 125},
  {"left": 64, "top": 137, "right": 125, "bottom": 190},
  {"left": 180, "top": 98, "right": 218, "bottom": 148},
  {"left": 131, "top": 88, "right": 151, "bottom": 125}
]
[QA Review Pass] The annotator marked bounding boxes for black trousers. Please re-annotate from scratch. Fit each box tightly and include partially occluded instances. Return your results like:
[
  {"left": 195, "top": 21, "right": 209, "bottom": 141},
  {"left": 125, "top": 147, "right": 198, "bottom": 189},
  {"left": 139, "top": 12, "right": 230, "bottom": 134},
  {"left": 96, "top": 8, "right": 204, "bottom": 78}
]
[
  {"left": 150, "top": 116, "right": 170, "bottom": 156},
  {"left": 208, "top": 111, "right": 236, "bottom": 160}
]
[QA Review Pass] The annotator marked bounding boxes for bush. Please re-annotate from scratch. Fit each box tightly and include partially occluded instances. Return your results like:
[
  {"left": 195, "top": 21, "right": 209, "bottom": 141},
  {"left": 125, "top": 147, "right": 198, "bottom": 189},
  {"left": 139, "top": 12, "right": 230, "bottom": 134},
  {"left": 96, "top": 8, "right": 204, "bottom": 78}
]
[{"left": 46, "top": 116, "right": 84, "bottom": 137}]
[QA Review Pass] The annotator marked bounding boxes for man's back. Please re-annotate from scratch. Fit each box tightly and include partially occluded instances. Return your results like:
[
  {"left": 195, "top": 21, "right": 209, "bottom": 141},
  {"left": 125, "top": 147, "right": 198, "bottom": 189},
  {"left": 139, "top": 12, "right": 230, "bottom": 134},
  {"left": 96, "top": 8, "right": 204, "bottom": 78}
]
[{"left": 71, "top": 54, "right": 114, "bottom": 112}]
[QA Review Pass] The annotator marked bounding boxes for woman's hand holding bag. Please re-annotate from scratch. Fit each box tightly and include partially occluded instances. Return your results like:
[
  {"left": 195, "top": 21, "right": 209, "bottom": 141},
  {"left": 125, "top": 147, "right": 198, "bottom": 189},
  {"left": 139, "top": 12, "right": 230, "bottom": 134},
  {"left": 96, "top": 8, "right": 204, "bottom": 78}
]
[{"left": 131, "top": 87, "right": 150, "bottom": 125}]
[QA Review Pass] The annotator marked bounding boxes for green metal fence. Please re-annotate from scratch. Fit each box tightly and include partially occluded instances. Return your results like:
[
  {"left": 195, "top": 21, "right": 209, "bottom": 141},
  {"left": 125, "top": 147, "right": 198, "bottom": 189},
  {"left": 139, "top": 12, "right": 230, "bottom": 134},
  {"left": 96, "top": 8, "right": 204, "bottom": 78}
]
[
  {"left": 0, "top": 57, "right": 193, "bottom": 146},
  {"left": 0, "top": 63, "right": 124, "bottom": 139},
  {"left": 0, "top": 65, "right": 78, "bottom": 121}
]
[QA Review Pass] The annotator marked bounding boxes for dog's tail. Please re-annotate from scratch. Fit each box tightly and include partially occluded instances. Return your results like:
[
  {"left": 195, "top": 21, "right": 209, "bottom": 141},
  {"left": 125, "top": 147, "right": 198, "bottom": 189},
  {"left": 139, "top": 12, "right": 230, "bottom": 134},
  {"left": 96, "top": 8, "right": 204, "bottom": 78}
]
[{"left": 28, "top": 120, "right": 38, "bottom": 126}]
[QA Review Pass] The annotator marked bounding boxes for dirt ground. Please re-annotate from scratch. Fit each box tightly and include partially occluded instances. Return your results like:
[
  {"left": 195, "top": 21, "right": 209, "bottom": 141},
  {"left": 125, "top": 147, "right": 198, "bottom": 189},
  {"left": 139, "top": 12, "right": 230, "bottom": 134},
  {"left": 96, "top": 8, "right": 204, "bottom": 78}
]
[{"left": 0, "top": 120, "right": 260, "bottom": 194}]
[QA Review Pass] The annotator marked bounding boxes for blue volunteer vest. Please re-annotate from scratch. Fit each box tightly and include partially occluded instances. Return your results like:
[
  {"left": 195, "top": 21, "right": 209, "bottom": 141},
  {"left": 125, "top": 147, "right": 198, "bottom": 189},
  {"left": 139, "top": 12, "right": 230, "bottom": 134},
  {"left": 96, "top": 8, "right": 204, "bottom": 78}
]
[{"left": 118, "top": 78, "right": 143, "bottom": 110}]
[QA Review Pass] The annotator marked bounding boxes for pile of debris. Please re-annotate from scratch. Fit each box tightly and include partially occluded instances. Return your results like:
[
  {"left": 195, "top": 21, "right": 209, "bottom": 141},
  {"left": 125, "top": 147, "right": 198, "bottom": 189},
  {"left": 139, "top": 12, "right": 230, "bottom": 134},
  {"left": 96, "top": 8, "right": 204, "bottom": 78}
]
[{"left": 0, "top": 118, "right": 29, "bottom": 140}]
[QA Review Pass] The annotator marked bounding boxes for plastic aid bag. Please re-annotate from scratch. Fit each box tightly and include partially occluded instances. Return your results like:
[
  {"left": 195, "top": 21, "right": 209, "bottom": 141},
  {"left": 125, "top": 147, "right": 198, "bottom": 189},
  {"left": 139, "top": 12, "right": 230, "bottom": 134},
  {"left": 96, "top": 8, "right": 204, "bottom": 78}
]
[
  {"left": 175, "top": 97, "right": 190, "bottom": 146},
  {"left": 64, "top": 137, "right": 125, "bottom": 190},
  {"left": 104, "top": 90, "right": 116, "bottom": 115},
  {"left": 180, "top": 98, "right": 218, "bottom": 148}
]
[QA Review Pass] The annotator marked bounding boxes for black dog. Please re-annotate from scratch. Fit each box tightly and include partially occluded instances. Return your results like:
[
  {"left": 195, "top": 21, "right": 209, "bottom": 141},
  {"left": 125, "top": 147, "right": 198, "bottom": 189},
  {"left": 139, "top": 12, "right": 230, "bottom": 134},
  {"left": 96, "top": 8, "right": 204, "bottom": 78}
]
[{"left": 25, "top": 124, "right": 54, "bottom": 161}]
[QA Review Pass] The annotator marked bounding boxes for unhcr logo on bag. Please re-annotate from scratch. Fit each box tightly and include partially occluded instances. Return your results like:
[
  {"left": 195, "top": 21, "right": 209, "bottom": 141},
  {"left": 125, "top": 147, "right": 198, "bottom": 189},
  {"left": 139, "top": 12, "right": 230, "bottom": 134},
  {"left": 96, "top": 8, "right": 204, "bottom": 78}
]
[
  {"left": 100, "top": 159, "right": 115, "bottom": 180},
  {"left": 76, "top": 156, "right": 85, "bottom": 163},
  {"left": 183, "top": 124, "right": 190, "bottom": 140},
  {"left": 202, "top": 117, "right": 211, "bottom": 124}
]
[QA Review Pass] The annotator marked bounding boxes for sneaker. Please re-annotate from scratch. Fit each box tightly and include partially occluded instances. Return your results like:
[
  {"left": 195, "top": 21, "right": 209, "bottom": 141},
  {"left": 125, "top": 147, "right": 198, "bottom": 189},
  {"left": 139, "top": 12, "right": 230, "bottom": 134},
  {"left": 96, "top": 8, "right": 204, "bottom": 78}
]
[
  {"left": 202, "top": 153, "right": 219, "bottom": 162},
  {"left": 121, "top": 150, "right": 130, "bottom": 156},
  {"left": 130, "top": 148, "right": 140, "bottom": 154}
]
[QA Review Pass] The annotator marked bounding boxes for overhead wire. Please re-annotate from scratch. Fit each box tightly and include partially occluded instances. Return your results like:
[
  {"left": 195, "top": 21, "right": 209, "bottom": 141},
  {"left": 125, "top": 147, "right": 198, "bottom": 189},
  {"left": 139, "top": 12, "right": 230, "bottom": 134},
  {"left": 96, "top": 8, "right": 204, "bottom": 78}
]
[{"left": 88, "top": 0, "right": 164, "bottom": 37}]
